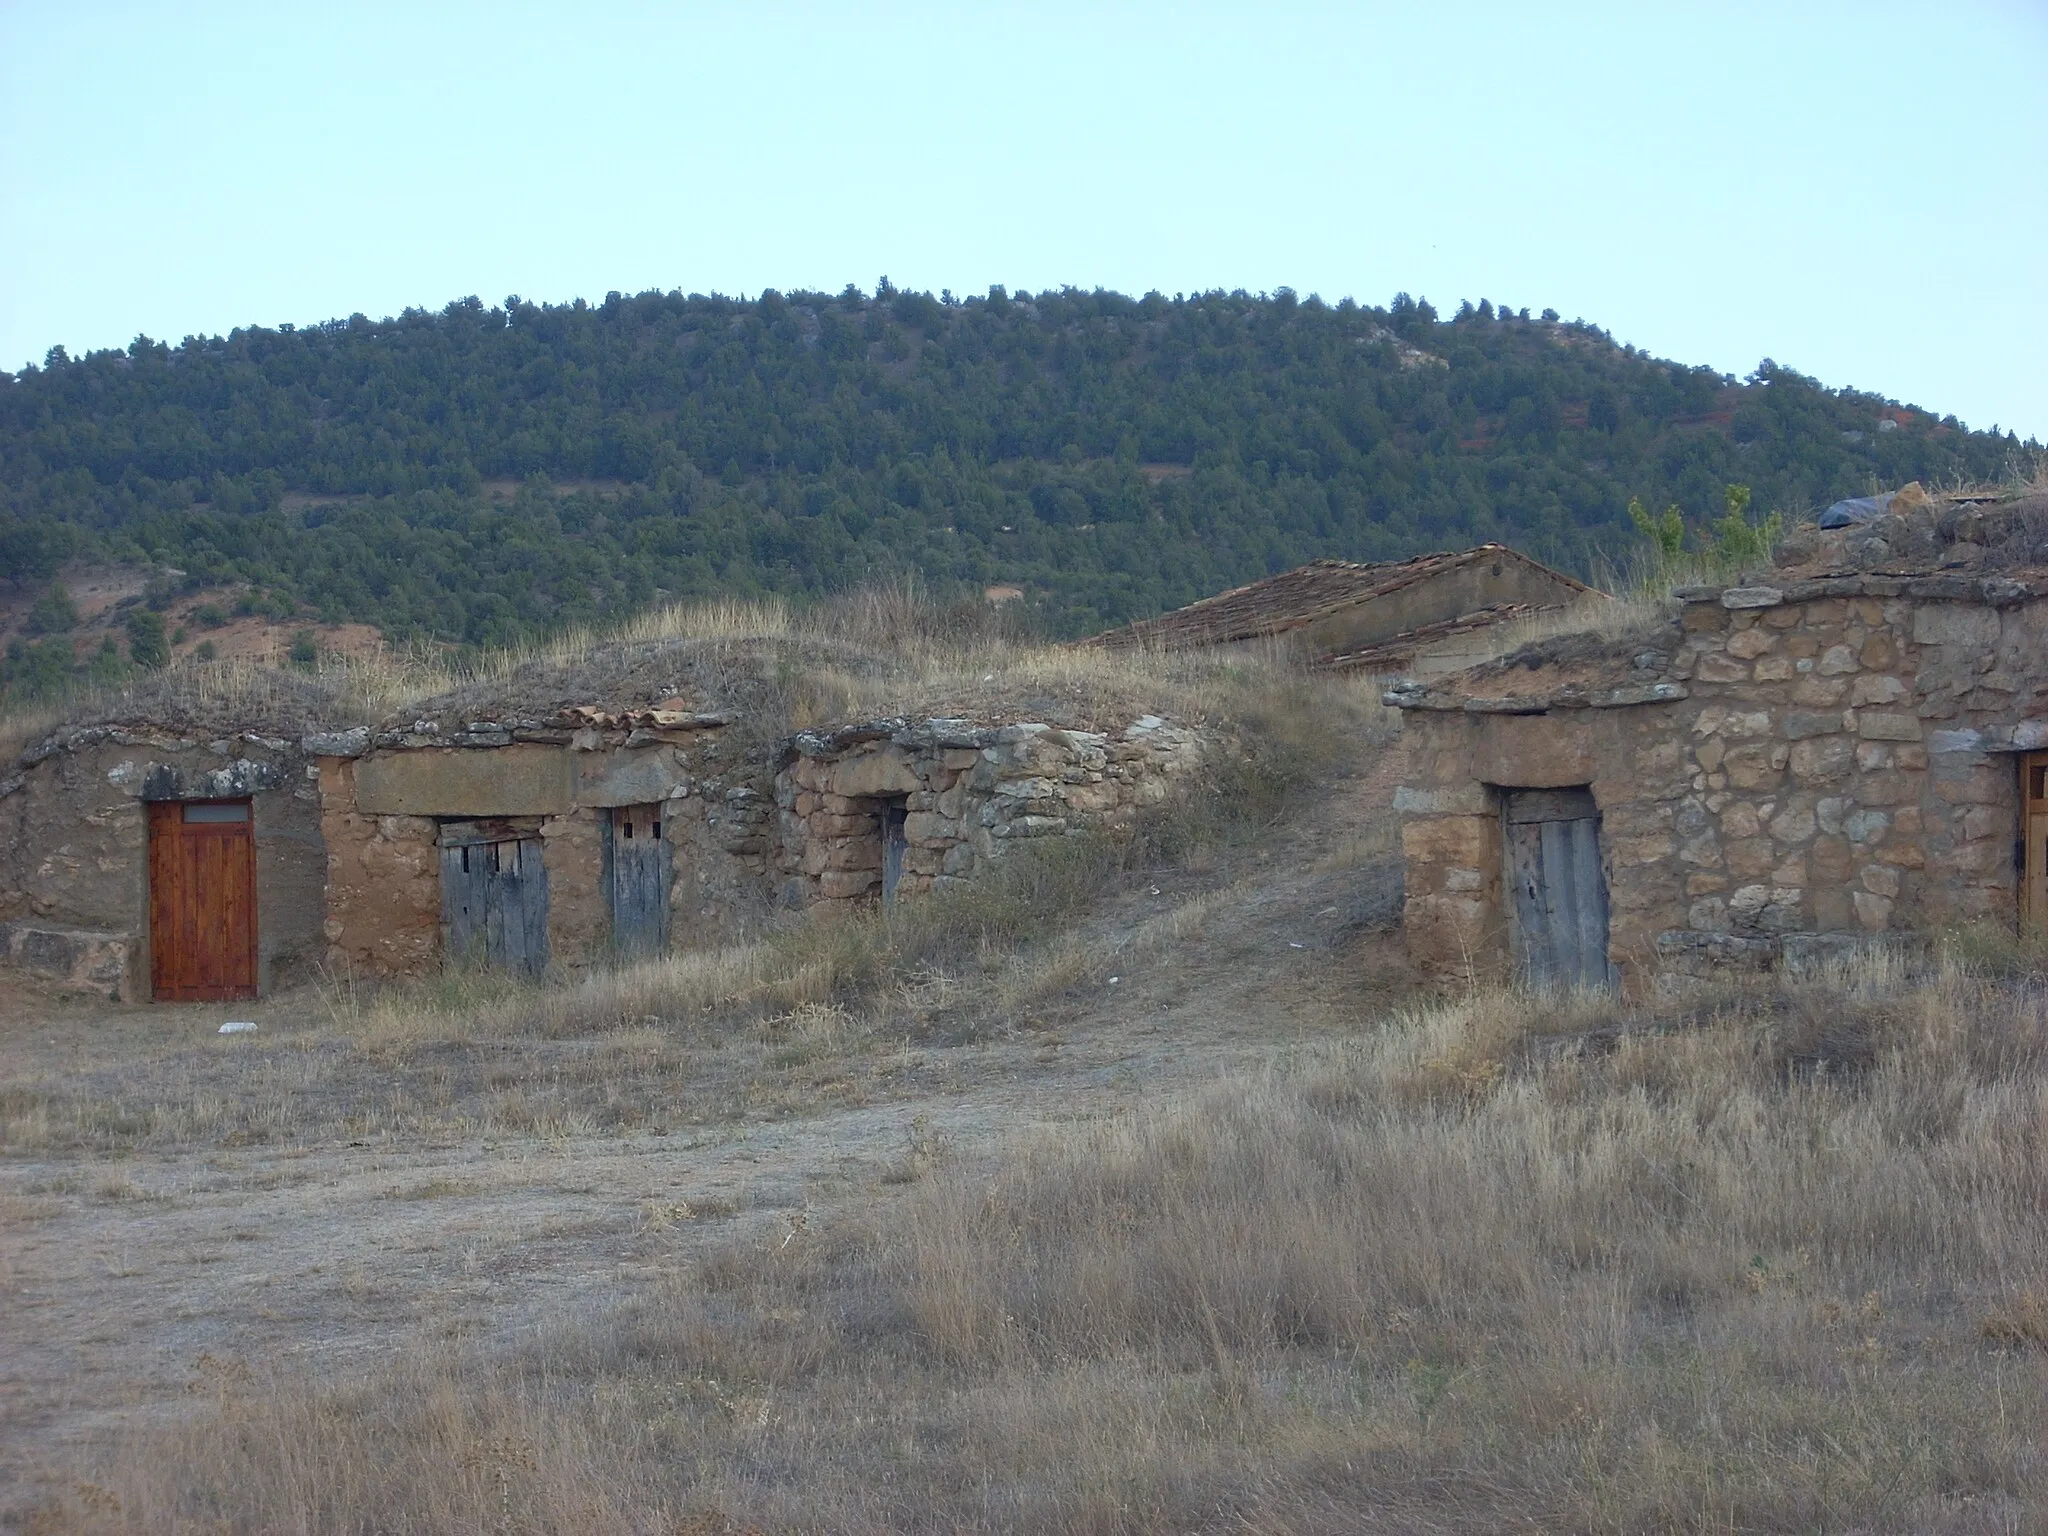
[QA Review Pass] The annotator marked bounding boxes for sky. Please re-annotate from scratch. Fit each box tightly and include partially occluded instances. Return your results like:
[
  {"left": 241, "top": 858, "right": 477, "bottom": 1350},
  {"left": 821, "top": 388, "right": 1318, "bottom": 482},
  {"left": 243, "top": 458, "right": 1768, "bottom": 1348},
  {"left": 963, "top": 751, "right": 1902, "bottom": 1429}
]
[{"left": 3, "top": 1, "right": 2043, "bottom": 441}]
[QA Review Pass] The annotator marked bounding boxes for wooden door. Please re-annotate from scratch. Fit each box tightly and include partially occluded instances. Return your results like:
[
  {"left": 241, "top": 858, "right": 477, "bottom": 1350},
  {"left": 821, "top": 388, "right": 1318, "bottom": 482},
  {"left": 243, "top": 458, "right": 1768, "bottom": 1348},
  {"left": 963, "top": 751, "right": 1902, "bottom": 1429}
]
[
  {"left": 148, "top": 799, "right": 258, "bottom": 1001},
  {"left": 2023, "top": 754, "right": 2048, "bottom": 929},
  {"left": 1503, "top": 787, "right": 1617, "bottom": 990},
  {"left": 605, "top": 803, "right": 670, "bottom": 957},
  {"left": 439, "top": 823, "right": 550, "bottom": 976},
  {"left": 880, "top": 799, "right": 909, "bottom": 907}
]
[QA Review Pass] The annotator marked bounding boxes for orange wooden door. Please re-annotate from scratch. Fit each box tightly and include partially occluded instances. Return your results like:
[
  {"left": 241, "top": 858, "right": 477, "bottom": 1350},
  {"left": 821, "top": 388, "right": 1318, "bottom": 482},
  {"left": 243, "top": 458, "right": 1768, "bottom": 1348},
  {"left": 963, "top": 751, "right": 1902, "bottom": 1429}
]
[{"left": 148, "top": 800, "right": 258, "bottom": 1001}]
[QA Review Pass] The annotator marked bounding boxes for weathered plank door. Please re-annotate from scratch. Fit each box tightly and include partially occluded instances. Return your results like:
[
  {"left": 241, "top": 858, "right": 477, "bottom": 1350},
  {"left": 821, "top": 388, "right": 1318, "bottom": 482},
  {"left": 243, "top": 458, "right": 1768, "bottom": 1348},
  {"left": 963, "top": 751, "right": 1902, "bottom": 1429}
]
[
  {"left": 148, "top": 799, "right": 258, "bottom": 1001},
  {"left": 880, "top": 799, "right": 909, "bottom": 907},
  {"left": 439, "top": 823, "right": 550, "bottom": 976},
  {"left": 2023, "top": 754, "right": 2048, "bottom": 928},
  {"left": 1503, "top": 787, "right": 1617, "bottom": 990},
  {"left": 604, "top": 803, "right": 670, "bottom": 957}
]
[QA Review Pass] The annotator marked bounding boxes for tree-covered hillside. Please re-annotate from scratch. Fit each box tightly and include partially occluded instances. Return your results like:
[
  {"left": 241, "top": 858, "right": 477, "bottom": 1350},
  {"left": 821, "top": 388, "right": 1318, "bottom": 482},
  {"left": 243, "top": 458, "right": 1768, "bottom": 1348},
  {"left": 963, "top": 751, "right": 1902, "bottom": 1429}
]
[{"left": 0, "top": 283, "right": 2028, "bottom": 647}]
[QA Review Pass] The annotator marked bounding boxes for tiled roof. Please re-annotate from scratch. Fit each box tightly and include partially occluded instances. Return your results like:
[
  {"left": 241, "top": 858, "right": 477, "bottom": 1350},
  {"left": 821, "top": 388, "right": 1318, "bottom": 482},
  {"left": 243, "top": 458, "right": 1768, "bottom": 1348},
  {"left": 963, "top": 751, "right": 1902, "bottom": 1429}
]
[
  {"left": 1086, "top": 545, "right": 1590, "bottom": 651},
  {"left": 1320, "top": 602, "right": 1559, "bottom": 672}
]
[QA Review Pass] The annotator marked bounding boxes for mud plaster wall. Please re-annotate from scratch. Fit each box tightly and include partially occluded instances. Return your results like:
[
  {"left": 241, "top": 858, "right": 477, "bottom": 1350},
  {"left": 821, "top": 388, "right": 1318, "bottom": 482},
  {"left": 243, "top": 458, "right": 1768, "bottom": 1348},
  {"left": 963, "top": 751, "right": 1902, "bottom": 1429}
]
[
  {"left": 1398, "top": 586, "right": 2048, "bottom": 991},
  {"left": 320, "top": 730, "right": 775, "bottom": 977},
  {"left": 775, "top": 716, "right": 1205, "bottom": 908},
  {"left": 1303, "top": 557, "right": 1588, "bottom": 659},
  {"left": 1, "top": 730, "right": 325, "bottom": 998}
]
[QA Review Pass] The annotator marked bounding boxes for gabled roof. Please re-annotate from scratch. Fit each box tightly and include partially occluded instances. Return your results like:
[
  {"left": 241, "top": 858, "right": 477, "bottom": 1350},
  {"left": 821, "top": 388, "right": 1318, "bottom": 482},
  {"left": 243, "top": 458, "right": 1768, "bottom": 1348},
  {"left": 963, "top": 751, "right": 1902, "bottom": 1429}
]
[{"left": 1086, "top": 545, "right": 1591, "bottom": 652}]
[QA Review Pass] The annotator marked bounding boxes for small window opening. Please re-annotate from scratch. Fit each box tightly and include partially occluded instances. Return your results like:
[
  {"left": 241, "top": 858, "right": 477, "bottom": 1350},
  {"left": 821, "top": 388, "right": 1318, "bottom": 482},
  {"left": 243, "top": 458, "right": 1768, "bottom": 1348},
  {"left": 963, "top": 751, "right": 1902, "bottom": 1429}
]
[
  {"left": 461, "top": 846, "right": 470, "bottom": 873},
  {"left": 623, "top": 820, "right": 634, "bottom": 839},
  {"left": 183, "top": 801, "right": 250, "bottom": 823},
  {"left": 651, "top": 818, "right": 661, "bottom": 839}
]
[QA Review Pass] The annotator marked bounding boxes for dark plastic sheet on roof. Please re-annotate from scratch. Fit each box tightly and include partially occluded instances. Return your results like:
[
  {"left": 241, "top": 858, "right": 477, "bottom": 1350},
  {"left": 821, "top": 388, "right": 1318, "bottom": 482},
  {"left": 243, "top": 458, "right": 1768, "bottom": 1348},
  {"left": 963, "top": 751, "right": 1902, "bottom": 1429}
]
[{"left": 1819, "top": 492, "right": 1897, "bottom": 529}]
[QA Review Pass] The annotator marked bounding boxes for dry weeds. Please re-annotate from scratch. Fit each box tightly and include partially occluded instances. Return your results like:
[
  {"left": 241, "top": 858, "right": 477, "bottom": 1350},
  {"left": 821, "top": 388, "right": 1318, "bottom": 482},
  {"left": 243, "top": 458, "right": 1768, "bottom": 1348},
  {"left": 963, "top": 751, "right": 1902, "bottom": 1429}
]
[{"left": 30, "top": 942, "right": 2047, "bottom": 1534}]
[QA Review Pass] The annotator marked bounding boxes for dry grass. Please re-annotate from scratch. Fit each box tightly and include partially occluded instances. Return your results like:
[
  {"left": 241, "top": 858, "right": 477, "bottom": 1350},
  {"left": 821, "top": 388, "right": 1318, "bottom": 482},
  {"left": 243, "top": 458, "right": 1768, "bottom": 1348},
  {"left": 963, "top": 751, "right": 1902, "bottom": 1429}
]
[
  {"left": 6, "top": 579, "right": 1397, "bottom": 770},
  {"left": 1458, "top": 589, "right": 1667, "bottom": 666},
  {"left": 36, "top": 945, "right": 2048, "bottom": 1533}
]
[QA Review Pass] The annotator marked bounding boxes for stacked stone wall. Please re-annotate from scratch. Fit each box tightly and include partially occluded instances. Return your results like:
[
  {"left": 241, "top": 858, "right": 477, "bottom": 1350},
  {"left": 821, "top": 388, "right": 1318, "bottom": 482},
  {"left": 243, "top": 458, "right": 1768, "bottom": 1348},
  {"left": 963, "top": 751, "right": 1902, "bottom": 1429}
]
[
  {"left": 775, "top": 716, "right": 1204, "bottom": 909},
  {"left": 1, "top": 727, "right": 324, "bottom": 998},
  {"left": 1397, "top": 580, "right": 2048, "bottom": 990},
  {"left": 321, "top": 722, "right": 775, "bottom": 977}
]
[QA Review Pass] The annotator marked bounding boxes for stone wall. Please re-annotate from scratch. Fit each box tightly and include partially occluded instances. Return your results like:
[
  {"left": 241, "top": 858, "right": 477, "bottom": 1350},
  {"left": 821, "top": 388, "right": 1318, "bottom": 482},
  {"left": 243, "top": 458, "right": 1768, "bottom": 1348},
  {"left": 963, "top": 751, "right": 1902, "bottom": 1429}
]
[
  {"left": 1394, "top": 574, "right": 2048, "bottom": 991},
  {"left": 775, "top": 715, "right": 1205, "bottom": 908},
  {"left": 318, "top": 716, "right": 775, "bottom": 977},
  {"left": 0, "top": 726, "right": 326, "bottom": 998}
]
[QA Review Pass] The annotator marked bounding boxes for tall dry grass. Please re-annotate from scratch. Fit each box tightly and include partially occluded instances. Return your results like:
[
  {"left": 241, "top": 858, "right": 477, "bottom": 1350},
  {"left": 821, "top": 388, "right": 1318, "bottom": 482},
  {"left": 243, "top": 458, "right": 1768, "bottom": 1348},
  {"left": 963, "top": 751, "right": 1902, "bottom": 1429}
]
[
  {"left": 5, "top": 574, "right": 1401, "bottom": 766},
  {"left": 44, "top": 949, "right": 2048, "bottom": 1533}
]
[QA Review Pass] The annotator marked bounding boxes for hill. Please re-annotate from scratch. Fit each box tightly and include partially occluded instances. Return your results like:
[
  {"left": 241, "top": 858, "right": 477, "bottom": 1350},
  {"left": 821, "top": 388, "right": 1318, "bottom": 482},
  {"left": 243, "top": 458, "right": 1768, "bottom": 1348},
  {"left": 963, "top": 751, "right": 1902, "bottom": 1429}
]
[{"left": 1, "top": 283, "right": 2031, "bottom": 684}]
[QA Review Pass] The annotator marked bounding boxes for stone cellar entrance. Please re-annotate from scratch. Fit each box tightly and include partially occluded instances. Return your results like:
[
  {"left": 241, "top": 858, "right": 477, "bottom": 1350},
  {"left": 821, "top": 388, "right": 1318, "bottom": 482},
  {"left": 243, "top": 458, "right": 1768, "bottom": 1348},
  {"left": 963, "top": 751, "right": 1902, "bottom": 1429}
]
[
  {"left": 1502, "top": 787, "right": 1616, "bottom": 990},
  {"left": 438, "top": 819, "right": 550, "bottom": 976},
  {"left": 2023, "top": 753, "right": 2048, "bottom": 930},
  {"left": 877, "top": 796, "right": 909, "bottom": 906},
  {"left": 147, "top": 799, "right": 259, "bottom": 1002},
  {"left": 604, "top": 803, "right": 670, "bottom": 957}
]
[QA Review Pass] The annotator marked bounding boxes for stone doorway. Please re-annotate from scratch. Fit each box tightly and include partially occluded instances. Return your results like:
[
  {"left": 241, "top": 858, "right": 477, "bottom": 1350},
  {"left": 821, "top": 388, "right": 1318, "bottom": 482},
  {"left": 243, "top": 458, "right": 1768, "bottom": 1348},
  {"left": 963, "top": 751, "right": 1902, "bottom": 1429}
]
[
  {"left": 2023, "top": 753, "right": 2048, "bottom": 929},
  {"left": 1502, "top": 787, "right": 1616, "bottom": 990},
  {"left": 604, "top": 803, "right": 670, "bottom": 957},
  {"left": 877, "top": 796, "right": 909, "bottom": 907},
  {"left": 147, "top": 799, "right": 259, "bottom": 1002},
  {"left": 438, "top": 820, "right": 550, "bottom": 976}
]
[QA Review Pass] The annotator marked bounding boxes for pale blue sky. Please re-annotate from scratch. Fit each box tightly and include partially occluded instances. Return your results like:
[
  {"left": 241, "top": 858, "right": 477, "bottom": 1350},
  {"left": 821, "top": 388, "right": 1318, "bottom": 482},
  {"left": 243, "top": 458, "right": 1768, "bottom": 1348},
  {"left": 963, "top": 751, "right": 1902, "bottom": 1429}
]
[{"left": 3, "top": 1, "right": 2043, "bottom": 439}]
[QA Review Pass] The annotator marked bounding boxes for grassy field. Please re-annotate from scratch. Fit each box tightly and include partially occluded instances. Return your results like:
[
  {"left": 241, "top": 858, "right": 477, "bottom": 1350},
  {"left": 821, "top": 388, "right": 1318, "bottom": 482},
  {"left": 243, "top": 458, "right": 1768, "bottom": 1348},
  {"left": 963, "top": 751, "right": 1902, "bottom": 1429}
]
[{"left": 17, "top": 949, "right": 2046, "bottom": 1533}]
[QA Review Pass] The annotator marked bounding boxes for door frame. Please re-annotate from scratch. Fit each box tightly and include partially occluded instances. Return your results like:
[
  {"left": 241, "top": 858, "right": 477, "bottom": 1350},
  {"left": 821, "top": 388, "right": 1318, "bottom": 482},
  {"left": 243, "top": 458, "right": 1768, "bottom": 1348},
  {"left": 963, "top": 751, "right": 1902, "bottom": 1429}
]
[
  {"left": 2022, "top": 753, "right": 2048, "bottom": 929},
  {"left": 601, "top": 802, "right": 672, "bottom": 956},
  {"left": 147, "top": 797, "right": 260, "bottom": 1002},
  {"left": 1500, "top": 785, "right": 1617, "bottom": 991}
]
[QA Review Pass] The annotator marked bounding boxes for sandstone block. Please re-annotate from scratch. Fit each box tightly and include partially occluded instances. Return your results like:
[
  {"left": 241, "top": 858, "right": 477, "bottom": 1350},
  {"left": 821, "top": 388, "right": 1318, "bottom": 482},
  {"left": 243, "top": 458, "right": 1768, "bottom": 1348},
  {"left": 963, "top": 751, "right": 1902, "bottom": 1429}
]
[
  {"left": 827, "top": 749, "right": 923, "bottom": 797},
  {"left": 1783, "top": 711, "right": 1844, "bottom": 740},
  {"left": 1721, "top": 586, "right": 1784, "bottom": 609},
  {"left": 902, "top": 811, "right": 955, "bottom": 845},
  {"left": 1726, "top": 839, "right": 1775, "bottom": 879},
  {"left": 1611, "top": 835, "right": 1674, "bottom": 867},
  {"left": 1789, "top": 675, "right": 1846, "bottom": 705},
  {"left": 1960, "top": 805, "right": 2007, "bottom": 841},
  {"left": 1753, "top": 656, "right": 1794, "bottom": 682},
  {"left": 1769, "top": 804, "right": 1817, "bottom": 844},
  {"left": 1912, "top": 604, "right": 2000, "bottom": 647},
  {"left": 1402, "top": 816, "right": 1490, "bottom": 866},
  {"left": 1852, "top": 890, "right": 1893, "bottom": 930},
  {"left": 1856, "top": 712, "right": 1922, "bottom": 741},
  {"left": 1726, "top": 628, "right": 1778, "bottom": 659},
  {"left": 1817, "top": 645, "right": 1860, "bottom": 676},
  {"left": 1393, "top": 783, "right": 1491, "bottom": 815},
  {"left": 1811, "top": 834, "right": 1852, "bottom": 881},
  {"left": 1695, "top": 653, "right": 1748, "bottom": 683},
  {"left": 1860, "top": 865, "right": 1901, "bottom": 898},
  {"left": 1789, "top": 736, "right": 1853, "bottom": 784},
  {"left": 1812, "top": 887, "right": 1855, "bottom": 931},
  {"left": 818, "top": 869, "right": 879, "bottom": 900}
]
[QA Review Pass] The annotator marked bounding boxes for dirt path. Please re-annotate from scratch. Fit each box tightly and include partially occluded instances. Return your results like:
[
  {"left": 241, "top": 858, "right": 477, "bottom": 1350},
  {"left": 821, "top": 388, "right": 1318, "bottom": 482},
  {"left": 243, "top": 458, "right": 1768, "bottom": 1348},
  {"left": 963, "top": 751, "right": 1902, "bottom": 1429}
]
[{"left": 0, "top": 755, "right": 1410, "bottom": 1521}]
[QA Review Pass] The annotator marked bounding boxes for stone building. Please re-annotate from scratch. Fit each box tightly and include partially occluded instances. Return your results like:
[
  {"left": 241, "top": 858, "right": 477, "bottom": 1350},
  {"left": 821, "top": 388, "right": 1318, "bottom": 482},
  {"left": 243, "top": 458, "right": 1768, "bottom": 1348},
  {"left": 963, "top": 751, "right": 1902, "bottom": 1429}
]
[
  {"left": 1391, "top": 494, "right": 2048, "bottom": 993},
  {"left": 774, "top": 714, "right": 1203, "bottom": 909},
  {"left": 0, "top": 725, "right": 327, "bottom": 1001},
  {"left": 1087, "top": 545, "right": 1600, "bottom": 677},
  {"left": 2, "top": 688, "right": 1207, "bottom": 1000}
]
